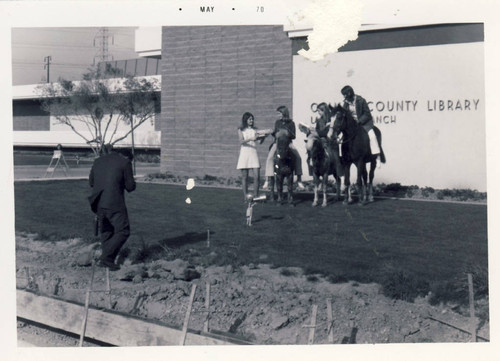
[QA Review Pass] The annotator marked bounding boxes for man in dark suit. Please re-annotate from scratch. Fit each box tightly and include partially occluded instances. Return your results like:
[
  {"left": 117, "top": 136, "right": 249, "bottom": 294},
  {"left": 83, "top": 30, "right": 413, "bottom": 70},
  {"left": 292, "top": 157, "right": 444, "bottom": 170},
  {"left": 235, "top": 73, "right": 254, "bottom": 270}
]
[
  {"left": 341, "top": 85, "right": 382, "bottom": 168},
  {"left": 89, "top": 144, "right": 136, "bottom": 270}
]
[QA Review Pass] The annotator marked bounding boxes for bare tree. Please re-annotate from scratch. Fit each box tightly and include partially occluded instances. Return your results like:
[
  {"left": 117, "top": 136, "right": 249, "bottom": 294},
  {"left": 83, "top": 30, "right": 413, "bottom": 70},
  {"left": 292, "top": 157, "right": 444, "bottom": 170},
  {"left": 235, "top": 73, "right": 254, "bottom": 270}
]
[{"left": 36, "top": 65, "right": 160, "bottom": 158}]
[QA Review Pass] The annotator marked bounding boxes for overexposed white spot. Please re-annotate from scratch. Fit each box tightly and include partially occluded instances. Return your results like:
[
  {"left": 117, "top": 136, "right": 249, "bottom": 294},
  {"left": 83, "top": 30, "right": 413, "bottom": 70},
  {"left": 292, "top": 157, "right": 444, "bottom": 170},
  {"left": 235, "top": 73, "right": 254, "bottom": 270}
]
[
  {"left": 185, "top": 197, "right": 191, "bottom": 204},
  {"left": 297, "top": 0, "right": 363, "bottom": 61},
  {"left": 186, "top": 178, "right": 195, "bottom": 190}
]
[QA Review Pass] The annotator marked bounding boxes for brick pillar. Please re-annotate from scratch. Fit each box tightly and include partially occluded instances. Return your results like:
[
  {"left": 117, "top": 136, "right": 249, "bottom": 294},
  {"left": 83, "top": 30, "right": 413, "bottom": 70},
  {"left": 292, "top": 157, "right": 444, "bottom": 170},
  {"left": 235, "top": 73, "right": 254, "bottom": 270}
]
[{"left": 160, "top": 26, "right": 293, "bottom": 178}]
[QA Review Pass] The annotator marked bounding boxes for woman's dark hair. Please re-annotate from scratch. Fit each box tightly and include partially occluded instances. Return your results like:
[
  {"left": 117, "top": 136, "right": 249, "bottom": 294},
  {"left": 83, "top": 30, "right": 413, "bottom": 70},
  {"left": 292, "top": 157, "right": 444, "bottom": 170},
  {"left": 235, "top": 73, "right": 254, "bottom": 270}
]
[
  {"left": 276, "top": 105, "right": 290, "bottom": 119},
  {"left": 316, "top": 102, "right": 331, "bottom": 121},
  {"left": 239, "top": 112, "right": 255, "bottom": 130}
]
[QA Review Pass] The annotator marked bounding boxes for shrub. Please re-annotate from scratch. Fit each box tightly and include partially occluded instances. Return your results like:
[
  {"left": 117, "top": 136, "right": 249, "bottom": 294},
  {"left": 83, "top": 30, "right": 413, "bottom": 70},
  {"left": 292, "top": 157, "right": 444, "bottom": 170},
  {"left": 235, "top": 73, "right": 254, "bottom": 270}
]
[
  {"left": 326, "top": 273, "right": 349, "bottom": 283},
  {"left": 203, "top": 174, "right": 218, "bottom": 181},
  {"left": 421, "top": 187, "right": 435, "bottom": 197},
  {"left": 306, "top": 275, "right": 319, "bottom": 282},
  {"left": 435, "top": 188, "right": 487, "bottom": 202},
  {"left": 379, "top": 183, "right": 411, "bottom": 197},
  {"left": 280, "top": 268, "right": 297, "bottom": 277},
  {"left": 380, "top": 266, "right": 429, "bottom": 302},
  {"left": 144, "top": 172, "right": 175, "bottom": 181},
  {"left": 429, "top": 264, "right": 489, "bottom": 306},
  {"left": 133, "top": 153, "right": 160, "bottom": 163}
]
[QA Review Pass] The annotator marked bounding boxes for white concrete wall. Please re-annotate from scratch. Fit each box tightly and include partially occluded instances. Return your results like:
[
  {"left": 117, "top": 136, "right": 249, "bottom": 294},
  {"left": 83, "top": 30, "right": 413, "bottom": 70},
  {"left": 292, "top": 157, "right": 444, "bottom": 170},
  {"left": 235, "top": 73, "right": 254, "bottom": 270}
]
[
  {"left": 135, "top": 27, "right": 161, "bottom": 57},
  {"left": 13, "top": 130, "right": 161, "bottom": 148},
  {"left": 14, "top": 112, "right": 160, "bottom": 148},
  {"left": 292, "top": 42, "right": 486, "bottom": 191}
]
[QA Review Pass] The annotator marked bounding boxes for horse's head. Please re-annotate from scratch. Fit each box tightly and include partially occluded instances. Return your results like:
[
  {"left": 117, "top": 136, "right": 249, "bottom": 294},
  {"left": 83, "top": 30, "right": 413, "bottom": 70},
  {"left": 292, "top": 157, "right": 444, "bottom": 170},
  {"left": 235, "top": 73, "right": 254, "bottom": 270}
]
[
  {"left": 275, "top": 129, "right": 291, "bottom": 152},
  {"left": 331, "top": 104, "right": 348, "bottom": 138},
  {"left": 305, "top": 130, "right": 321, "bottom": 155}
]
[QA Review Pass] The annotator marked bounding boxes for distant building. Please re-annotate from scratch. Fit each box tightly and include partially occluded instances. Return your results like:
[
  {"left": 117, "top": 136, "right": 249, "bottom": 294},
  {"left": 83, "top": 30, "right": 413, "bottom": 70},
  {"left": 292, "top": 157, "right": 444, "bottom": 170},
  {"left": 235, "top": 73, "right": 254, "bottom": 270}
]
[{"left": 12, "top": 67, "right": 161, "bottom": 150}]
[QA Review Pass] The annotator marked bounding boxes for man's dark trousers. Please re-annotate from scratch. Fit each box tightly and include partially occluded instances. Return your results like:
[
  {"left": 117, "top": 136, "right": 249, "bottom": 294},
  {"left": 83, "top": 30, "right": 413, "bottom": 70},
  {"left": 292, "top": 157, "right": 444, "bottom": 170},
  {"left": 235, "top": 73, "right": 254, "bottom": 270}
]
[
  {"left": 89, "top": 151, "right": 136, "bottom": 265},
  {"left": 98, "top": 207, "right": 130, "bottom": 263}
]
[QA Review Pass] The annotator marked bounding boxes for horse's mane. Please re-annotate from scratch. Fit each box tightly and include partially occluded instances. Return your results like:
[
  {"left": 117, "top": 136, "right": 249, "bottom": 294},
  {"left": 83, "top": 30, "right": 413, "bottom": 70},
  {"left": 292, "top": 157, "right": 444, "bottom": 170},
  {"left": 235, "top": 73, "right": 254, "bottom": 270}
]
[
  {"left": 275, "top": 129, "right": 291, "bottom": 148},
  {"left": 332, "top": 103, "right": 358, "bottom": 134},
  {"left": 330, "top": 103, "right": 345, "bottom": 116}
]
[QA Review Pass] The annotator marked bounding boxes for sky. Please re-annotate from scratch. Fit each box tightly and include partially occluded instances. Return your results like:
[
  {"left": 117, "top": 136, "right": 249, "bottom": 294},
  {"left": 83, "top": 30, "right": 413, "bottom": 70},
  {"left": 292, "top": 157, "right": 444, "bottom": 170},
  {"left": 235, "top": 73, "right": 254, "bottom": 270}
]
[{"left": 11, "top": 27, "right": 139, "bottom": 85}]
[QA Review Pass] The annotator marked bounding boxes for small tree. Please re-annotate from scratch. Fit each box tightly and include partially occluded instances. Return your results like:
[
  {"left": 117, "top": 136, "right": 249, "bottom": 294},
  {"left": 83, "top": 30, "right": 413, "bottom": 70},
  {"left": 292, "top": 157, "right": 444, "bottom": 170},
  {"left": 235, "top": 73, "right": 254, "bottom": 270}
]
[{"left": 37, "top": 65, "right": 160, "bottom": 158}]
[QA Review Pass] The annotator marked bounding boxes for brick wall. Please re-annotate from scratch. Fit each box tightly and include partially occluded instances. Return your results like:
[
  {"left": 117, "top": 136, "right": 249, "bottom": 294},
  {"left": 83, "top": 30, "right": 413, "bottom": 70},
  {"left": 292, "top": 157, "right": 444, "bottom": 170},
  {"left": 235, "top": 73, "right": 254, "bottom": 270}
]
[
  {"left": 160, "top": 26, "right": 293, "bottom": 177},
  {"left": 13, "top": 100, "right": 50, "bottom": 131}
]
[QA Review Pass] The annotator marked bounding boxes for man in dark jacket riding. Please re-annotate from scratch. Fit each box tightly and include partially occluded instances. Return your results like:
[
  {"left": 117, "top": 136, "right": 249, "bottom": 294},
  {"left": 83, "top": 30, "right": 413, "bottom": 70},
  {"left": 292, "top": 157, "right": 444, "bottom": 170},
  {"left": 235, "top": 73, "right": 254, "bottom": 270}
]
[
  {"left": 341, "top": 85, "right": 382, "bottom": 168},
  {"left": 89, "top": 144, "right": 136, "bottom": 270}
]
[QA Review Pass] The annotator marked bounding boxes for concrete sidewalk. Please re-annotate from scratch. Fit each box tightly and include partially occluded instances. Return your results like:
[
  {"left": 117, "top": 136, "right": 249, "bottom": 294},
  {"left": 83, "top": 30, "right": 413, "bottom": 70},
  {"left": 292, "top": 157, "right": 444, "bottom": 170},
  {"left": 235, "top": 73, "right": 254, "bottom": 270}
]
[{"left": 14, "top": 163, "right": 160, "bottom": 181}]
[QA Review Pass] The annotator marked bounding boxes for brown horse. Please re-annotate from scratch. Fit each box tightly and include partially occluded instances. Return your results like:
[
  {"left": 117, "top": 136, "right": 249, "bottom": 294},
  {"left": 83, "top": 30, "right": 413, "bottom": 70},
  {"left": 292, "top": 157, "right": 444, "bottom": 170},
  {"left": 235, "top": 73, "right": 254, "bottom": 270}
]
[
  {"left": 269, "top": 129, "right": 295, "bottom": 206},
  {"left": 331, "top": 104, "right": 385, "bottom": 205},
  {"left": 305, "top": 131, "right": 342, "bottom": 207}
]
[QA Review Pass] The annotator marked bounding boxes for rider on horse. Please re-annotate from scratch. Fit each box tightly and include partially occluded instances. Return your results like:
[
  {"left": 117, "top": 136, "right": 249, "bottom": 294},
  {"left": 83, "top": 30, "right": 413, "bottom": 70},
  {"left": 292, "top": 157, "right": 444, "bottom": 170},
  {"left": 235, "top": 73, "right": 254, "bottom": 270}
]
[
  {"left": 339, "top": 85, "right": 382, "bottom": 168},
  {"left": 263, "top": 106, "right": 305, "bottom": 190},
  {"left": 304, "top": 102, "right": 342, "bottom": 176}
]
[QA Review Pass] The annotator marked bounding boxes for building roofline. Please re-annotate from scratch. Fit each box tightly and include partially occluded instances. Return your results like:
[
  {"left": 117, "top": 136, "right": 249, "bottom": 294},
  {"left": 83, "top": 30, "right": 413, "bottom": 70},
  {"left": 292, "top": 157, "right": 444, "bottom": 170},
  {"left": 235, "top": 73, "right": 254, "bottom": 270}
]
[{"left": 13, "top": 75, "right": 161, "bottom": 100}]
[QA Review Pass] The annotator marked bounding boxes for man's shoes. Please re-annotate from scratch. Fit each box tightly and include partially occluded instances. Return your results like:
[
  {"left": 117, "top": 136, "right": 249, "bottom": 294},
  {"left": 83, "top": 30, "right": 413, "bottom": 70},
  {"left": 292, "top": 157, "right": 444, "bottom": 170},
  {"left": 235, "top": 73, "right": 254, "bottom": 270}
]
[
  {"left": 97, "top": 259, "right": 120, "bottom": 271},
  {"left": 297, "top": 181, "right": 305, "bottom": 190}
]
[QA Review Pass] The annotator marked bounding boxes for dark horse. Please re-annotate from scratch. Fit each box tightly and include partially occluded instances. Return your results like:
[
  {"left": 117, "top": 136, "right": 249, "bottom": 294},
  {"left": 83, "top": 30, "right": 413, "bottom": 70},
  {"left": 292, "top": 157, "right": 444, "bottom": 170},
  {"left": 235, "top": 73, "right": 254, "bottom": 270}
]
[
  {"left": 304, "top": 131, "right": 343, "bottom": 207},
  {"left": 269, "top": 129, "right": 295, "bottom": 205},
  {"left": 331, "top": 104, "right": 386, "bottom": 205}
]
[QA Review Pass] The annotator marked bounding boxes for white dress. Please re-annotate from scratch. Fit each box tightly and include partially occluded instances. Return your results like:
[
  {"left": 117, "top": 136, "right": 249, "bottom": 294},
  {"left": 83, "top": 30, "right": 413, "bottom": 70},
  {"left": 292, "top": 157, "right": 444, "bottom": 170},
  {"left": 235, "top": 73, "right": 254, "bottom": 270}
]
[{"left": 237, "top": 127, "right": 260, "bottom": 169}]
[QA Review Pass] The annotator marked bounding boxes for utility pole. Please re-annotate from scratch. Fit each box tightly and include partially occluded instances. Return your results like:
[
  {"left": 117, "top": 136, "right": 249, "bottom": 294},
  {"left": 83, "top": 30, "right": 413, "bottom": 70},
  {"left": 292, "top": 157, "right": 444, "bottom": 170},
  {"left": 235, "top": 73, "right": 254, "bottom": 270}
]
[
  {"left": 130, "top": 116, "right": 136, "bottom": 175},
  {"left": 44, "top": 56, "right": 52, "bottom": 83}
]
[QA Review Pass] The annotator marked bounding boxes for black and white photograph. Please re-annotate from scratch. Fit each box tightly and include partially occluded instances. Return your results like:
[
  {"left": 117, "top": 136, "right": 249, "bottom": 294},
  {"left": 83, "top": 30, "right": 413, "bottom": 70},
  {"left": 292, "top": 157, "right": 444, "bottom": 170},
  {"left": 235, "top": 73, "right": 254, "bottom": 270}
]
[{"left": 2, "top": 0, "right": 499, "bottom": 360}]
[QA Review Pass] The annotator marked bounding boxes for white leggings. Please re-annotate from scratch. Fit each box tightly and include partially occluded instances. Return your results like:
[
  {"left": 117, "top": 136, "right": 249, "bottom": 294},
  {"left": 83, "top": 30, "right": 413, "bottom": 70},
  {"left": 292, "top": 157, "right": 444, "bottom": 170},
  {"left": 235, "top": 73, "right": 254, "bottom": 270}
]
[
  {"left": 368, "top": 129, "right": 380, "bottom": 155},
  {"left": 265, "top": 143, "right": 303, "bottom": 177}
]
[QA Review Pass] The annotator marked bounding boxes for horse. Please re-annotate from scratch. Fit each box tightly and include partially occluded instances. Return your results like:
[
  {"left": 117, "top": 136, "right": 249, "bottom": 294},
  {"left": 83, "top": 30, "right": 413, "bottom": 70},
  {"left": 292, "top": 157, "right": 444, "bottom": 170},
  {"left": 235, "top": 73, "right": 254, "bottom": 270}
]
[
  {"left": 269, "top": 129, "right": 295, "bottom": 206},
  {"left": 331, "top": 104, "right": 385, "bottom": 205},
  {"left": 304, "top": 131, "right": 343, "bottom": 207}
]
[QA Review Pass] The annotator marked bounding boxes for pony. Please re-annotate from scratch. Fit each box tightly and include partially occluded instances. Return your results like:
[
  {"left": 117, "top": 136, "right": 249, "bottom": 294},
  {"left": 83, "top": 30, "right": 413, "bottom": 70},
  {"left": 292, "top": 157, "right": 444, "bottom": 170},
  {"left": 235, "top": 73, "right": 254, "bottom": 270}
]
[
  {"left": 305, "top": 131, "right": 343, "bottom": 207},
  {"left": 331, "top": 104, "right": 386, "bottom": 205},
  {"left": 302, "top": 101, "right": 343, "bottom": 207},
  {"left": 269, "top": 129, "right": 295, "bottom": 205}
]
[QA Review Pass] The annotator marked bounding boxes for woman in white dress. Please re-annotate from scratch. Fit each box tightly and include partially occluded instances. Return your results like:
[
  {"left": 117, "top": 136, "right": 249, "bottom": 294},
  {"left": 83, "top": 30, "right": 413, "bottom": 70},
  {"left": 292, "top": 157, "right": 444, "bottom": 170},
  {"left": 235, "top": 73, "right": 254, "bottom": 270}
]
[{"left": 237, "top": 112, "right": 268, "bottom": 201}]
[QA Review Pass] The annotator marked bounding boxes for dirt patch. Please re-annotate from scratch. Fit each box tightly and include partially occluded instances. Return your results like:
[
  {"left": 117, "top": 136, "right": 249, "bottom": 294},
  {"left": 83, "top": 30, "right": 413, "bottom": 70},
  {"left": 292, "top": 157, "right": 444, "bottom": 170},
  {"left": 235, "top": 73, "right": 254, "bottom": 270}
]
[{"left": 15, "top": 233, "right": 489, "bottom": 345}]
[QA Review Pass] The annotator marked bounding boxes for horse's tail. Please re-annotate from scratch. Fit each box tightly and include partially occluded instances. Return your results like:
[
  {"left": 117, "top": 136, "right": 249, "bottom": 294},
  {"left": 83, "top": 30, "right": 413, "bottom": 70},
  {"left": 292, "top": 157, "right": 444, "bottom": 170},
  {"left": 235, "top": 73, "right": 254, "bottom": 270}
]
[{"left": 373, "top": 126, "right": 386, "bottom": 164}]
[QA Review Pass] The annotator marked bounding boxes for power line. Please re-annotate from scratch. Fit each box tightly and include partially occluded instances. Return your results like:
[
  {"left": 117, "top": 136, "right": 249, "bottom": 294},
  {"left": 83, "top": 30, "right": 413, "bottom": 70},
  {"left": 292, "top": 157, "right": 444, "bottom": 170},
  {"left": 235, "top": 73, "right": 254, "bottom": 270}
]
[
  {"left": 13, "top": 61, "right": 92, "bottom": 68},
  {"left": 13, "top": 43, "right": 96, "bottom": 49},
  {"left": 13, "top": 43, "right": 134, "bottom": 50}
]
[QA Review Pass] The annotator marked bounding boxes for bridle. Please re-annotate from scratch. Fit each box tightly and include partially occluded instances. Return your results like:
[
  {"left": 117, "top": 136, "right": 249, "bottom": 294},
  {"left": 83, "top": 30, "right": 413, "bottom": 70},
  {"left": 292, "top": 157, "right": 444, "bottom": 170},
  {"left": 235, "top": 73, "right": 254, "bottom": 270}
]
[{"left": 332, "top": 109, "right": 357, "bottom": 145}]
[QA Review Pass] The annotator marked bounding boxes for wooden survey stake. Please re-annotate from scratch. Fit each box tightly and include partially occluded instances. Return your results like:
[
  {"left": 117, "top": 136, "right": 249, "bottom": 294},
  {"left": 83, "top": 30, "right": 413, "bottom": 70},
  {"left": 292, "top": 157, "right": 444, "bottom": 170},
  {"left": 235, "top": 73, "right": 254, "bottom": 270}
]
[
  {"left": 468, "top": 273, "right": 477, "bottom": 342},
  {"left": 180, "top": 284, "right": 197, "bottom": 345},
  {"left": 79, "top": 261, "right": 96, "bottom": 346}
]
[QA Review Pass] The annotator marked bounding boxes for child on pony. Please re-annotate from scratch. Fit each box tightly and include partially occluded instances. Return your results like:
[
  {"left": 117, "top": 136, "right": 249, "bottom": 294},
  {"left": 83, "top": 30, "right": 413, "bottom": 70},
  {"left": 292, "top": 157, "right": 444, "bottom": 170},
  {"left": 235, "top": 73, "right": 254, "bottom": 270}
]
[{"left": 263, "top": 106, "right": 305, "bottom": 190}]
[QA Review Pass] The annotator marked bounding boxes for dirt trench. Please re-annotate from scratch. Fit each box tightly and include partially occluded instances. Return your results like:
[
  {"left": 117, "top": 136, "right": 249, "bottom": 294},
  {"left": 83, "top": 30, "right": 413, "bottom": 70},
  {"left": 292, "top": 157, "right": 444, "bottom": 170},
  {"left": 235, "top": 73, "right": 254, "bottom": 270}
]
[{"left": 15, "top": 233, "right": 489, "bottom": 345}]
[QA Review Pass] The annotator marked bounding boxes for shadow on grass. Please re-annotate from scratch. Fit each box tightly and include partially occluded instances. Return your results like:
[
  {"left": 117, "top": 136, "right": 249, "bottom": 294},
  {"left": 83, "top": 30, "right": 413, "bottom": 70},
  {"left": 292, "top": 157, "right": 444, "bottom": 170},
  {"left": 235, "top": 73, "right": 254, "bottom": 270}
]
[
  {"left": 291, "top": 192, "right": 394, "bottom": 206},
  {"left": 252, "top": 215, "right": 285, "bottom": 224},
  {"left": 161, "top": 231, "right": 210, "bottom": 248}
]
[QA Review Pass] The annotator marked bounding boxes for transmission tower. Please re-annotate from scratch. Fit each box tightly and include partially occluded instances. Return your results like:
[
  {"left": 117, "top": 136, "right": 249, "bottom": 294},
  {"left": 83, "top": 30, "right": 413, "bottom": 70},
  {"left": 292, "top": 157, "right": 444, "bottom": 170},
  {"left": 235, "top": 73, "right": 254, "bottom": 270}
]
[{"left": 93, "top": 27, "right": 114, "bottom": 66}]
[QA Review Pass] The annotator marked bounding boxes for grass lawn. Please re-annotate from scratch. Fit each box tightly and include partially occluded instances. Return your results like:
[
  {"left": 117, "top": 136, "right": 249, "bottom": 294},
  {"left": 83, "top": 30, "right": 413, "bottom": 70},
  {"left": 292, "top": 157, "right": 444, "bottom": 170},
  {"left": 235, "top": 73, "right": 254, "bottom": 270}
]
[{"left": 14, "top": 179, "right": 488, "bottom": 302}]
